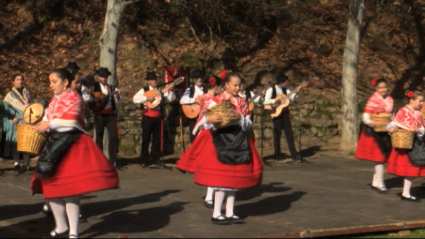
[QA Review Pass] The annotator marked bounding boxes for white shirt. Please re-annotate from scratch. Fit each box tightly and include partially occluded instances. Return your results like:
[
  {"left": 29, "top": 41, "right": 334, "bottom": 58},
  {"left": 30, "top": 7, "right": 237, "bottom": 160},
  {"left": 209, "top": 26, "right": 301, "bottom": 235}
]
[
  {"left": 81, "top": 84, "right": 122, "bottom": 108},
  {"left": 133, "top": 86, "right": 175, "bottom": 107},
  {"left": 180, "top": 85, "right": 204, "bottom": 104},
  {"left": 263, "top": 85, "right": 298, "bottom": 105}
]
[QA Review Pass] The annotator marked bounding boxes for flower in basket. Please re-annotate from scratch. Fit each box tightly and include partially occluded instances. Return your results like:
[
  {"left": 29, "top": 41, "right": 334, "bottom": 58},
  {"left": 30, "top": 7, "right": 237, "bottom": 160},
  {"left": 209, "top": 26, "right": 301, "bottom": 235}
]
[{"left": 370, "top": 78, "right": 377, "bottom": 86}]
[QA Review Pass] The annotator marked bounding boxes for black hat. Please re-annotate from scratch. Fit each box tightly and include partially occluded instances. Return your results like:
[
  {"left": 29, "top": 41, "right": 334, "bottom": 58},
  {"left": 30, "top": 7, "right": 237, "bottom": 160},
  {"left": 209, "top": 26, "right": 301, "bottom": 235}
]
[
  {"left": 95, "top": 67, "right": 112, "bottom": 78},
  {"left": 65, "top": 62, "right": 80, "bottom": 73},
  {"left": 145, "top": 71, "right": 157, "bottom": 80},
  {"left": 191, "top": 69, "right": 205, "bottom": 79},
  {"left": 81, "top": 75, "right": 95, "bottom": 87},
  {"left": 276, "top": 72, "right": 288, "bottom": 84}
]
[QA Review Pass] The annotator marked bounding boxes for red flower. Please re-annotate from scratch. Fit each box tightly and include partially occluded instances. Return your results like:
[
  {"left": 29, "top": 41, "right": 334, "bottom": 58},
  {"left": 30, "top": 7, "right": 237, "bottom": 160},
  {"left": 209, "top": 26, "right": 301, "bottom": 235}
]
[
  {"left": 370, "top": 78, "right": 377, "bottom": 86},
  {"left": 127, "top": 94, "right": 132, "bottom": 98},
  {"left": 219, "top": 70, "right": 227, "bottom": 80},
  {"left": 209, "top": 77, "right": 216, "bottom": 86},
  {"left": 407, "top": 91, "right": 414, "bottom": 98}
]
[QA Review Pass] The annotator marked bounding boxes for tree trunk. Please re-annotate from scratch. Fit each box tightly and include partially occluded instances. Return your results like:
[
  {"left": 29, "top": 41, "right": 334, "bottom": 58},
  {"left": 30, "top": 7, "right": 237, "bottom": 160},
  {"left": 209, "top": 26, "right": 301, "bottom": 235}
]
[
  {"left": 340, "top": 0, "right": 364, "bottom": 151},
  {"left": 99, "top": 0, "right": 128, "bottom": 87}
]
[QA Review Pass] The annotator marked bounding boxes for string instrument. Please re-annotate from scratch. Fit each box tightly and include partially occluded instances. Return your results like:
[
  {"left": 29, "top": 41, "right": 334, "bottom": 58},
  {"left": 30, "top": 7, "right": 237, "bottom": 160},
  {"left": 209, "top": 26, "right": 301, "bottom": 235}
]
[
  {"left": 90, "top": 85, "right": 132, "bottom": 112},
  {"left": 144, "top": 76, "right": 185, "bottom": 109},
  {"left": 181, "top": 95, "right": 203, "bottom": 119},
  {"left": 264, "top": 81, "right": 308, "bottom": 118},
  {"left": 246, "top": 84, "right": 272, "bottom": 112}
]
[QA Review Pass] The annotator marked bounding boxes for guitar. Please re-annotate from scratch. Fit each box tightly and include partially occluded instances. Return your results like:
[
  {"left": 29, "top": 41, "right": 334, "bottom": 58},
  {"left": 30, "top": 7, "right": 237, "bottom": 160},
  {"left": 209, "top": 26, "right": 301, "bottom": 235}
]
[
  {"left": 264, "top": 81, "right": 308, "bottom": 118},
  {"left": 90, "top": 85, "right": 132, "bottom": 112},
  {"left": 246, "top": 84, "right": 272, "bottom": 112},
  {"left": 144, "top": 76, "right": 185, "bottom": 109},
  {"left": 181, "top": 95, "right": 203, "bottom": 119}
]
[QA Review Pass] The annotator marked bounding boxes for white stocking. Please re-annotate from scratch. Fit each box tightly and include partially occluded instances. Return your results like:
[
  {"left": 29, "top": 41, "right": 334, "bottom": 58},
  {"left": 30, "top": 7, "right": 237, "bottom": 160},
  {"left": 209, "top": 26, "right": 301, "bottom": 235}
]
[
  {"left": 372, "top": 163, "right": 386, "bottom": 188},
  {"left": 402, "top": 177, "right": 415, "bottom": 198},
  {"left": 225, "top": 191, "right": 236, "bottom": 218},
  {"left": 23, "top": 154, "right": 30, "bottom": 166},
  {"left": 49, "top": 198, "right": 69, "bottom": 234},
  {"left": 205, "top": 187, "right": 214, "bottom": 202},
  {"left": 64, "top": 196, "right": 80, "bottom": 237},
  {"left": 13, "top": 152, "right": 19, "bottom": 165},
  {"left": 212, "top": 190, "right": 226, "bottom": 218}
]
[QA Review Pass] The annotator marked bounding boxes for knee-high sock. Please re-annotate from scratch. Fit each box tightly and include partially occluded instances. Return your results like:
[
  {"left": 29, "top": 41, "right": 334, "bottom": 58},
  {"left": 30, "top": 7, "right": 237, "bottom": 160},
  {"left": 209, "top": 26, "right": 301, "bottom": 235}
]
[
  {"left": 13, "top": 152, "right": 19, "bottom": 165},
  {"left": 49, "top": 198, "right": 69, "bottom": 233},
  {"left": 23, "top": 154, "right": 30, "bottom": 166},
  {"left": 225, "top": 191, "right": 236, "bottom": 218},
  {"left": 402, "top": 177, "right": 415, "bottom": 198},
  {"left": 212, "top": 190, "right": 226, "bottom": 218},
  {"left": 372, "top": 163, "right": 386, "bottom": 188},
  {"left": 64, "top": 196, "right": 80, "bottom": 237},
  {"left": 205, "top": 187, "right": 214, "bottom": 202}
]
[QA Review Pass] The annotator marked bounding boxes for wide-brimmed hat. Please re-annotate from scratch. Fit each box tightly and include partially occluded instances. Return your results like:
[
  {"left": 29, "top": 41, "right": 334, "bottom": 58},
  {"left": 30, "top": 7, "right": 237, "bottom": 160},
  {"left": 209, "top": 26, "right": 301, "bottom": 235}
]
[
  {"left": 276, "top": 72, "right": 288, "bottom": 84},
  {"left": 145, "top": 71, "right": 157, "bottom": 80},
  {"left": 191, "top": 69, "right": 205, "bottom": 79},
  {"left": 65, "top": 62, "right": 80, "bottom": 73},
  {"left": 95, "top": 67, "right": 112, "bottom": 78},
  {"left": 81, "top": 75, "right": 95, "bottom": 87}
]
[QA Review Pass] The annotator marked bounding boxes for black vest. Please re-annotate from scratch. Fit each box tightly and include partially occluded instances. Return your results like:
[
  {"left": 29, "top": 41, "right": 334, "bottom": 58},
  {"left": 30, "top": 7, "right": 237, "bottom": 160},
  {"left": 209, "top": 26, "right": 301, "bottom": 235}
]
[
  {"left": 189, "top": 86, "right": 195, "bottom": 98},
  {"left": 140, "top": 86, "right": 165, "bottom": 117},
  {"left": 93, "top": 82, "right": 116, "bottom": 113},
  {"left": 271, "top": 85, "right": 287, "bottom": 99}
]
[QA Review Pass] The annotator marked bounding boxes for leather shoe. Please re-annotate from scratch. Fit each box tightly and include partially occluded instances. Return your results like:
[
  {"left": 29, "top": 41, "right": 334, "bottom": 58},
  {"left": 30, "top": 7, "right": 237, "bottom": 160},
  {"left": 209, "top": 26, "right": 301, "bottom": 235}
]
[
  {"left": 204, "top": 200, "right": 214, "bottom": 209},
  {"left": 371, "top": 185, "right": 387, "bottom": 194},
  {"left": 155, "top": 160, "right": 165, "bottom": 167},
  {"left": 211, "top": 215, "right": 230, "bottom": 225},
  {"left": 274, "top": 154, "right": 284, "bottom": 161},
  {"left": 401, "top": 195, "right": 421, "bottom": 202},
  {"left": 141, "top": 162, "right": 149, "bottom": 168},
  {"left": 226, "top": 215, "right": 245, "bottom": 224}
]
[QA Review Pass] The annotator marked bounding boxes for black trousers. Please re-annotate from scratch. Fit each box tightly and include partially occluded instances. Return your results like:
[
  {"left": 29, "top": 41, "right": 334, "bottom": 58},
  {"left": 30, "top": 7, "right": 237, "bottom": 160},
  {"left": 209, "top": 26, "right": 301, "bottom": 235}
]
[
  {"left": 141, "top": 116, "right": 161, "bottom": 162},
  {"left": 187, "top": 117, "right": 197, "bottom": 143},
  {"left": 94, "top": 114, "right": 118, "bottom": 163},
  {"left": 272, "top": 112, "right": 298, "bottom": 160}
]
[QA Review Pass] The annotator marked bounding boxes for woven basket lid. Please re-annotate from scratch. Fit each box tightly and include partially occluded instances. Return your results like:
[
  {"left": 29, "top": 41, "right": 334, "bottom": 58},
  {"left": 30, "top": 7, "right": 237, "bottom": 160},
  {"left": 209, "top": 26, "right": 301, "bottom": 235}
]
[{"left": 23, "top": 102, "right": 44, "bottom": 125}]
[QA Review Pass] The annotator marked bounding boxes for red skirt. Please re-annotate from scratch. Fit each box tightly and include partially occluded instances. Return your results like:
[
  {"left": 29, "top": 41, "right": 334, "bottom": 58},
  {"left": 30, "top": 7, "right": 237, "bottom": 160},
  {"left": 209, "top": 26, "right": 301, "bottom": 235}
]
[
  {"left": 387, "top": 148, "right": 425, "bottom": 177},
  {"left": 177, "top": 129, "right": 263, "bottom": 189},
  {"left": 30, "top": 134, "right": 119, "bottom": 198},
  {"left": 355, "top": 129, "right": 386, "bottom": 163}
]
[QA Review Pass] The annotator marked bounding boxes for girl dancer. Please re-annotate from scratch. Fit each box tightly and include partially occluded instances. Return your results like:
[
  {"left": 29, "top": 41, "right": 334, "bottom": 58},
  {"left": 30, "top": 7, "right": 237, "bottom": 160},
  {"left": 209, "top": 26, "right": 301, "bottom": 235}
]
[
  {"left": 355, "top": 78, "right": 393, "bottom": 193},
  {"left": 2, "top": 73, "right": 32, "bottom": 173},
  {"left": 193, "top": 75, "right": 223, "bottom": 209},
  {"left": 387, "top": 90, "right": 425, "bottom": 202},
  {"left": 178, "top": 72, "right": 263, "bottom": 224},
  {"left": 31, "top": 68, "right": 119, "bottom": 238}
]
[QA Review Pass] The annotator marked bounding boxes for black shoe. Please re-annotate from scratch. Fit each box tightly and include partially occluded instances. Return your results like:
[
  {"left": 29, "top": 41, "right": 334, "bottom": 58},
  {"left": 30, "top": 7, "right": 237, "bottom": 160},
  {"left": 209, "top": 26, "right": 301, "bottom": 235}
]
[
  {"left": 155, "top": 160, "right": 165, "bottom": 167},
  {"left": 401, "top": 195, "right": 421, "bottom": 202},
  {"left": 226, "top": 215, "right": 245, "bottom": 224},
  {"left": 274, "top": 154, "right": 284, "bottom": 161},
  {"left": 50, "top": 229, "right": 69, "bottom": 237},
  {"left": 211, "top": 215, "right": 230, "bottom": 225},
  {"left": 371, "top": 185, "right": 388, "bottom": 194},
  {"left": 204, "top": 200, "right": 214, "bottom": 209},
  {"left": 14, "top": 164, "right": 21, "bottom": 173}
]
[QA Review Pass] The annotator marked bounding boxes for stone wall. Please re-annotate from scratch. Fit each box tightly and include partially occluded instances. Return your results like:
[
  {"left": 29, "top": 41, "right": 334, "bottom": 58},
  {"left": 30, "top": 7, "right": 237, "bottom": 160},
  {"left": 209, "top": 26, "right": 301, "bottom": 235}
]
[{"left": 112, "top": 97, "right": 344, "bottom": 157}]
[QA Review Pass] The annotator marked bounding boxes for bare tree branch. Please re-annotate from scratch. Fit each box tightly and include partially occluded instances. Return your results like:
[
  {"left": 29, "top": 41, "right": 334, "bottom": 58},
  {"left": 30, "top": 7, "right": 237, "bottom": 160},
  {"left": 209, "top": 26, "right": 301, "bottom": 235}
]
[{"left": 186, "top": 16, "right": 221, "bottom": 60}]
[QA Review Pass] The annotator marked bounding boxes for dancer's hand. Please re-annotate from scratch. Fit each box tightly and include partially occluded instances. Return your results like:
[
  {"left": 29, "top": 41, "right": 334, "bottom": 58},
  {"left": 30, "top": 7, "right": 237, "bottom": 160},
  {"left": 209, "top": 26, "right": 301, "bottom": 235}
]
[
  {"left": 34, "top": 121, "right": 49, "bottom": 134},
  {"left": 12, "top": 117, "right": 19, "bottom": 124},
  {"left": 207, "top": 114, "right": 223, "bottom": 124},
  {"left": 388, "top": 127, "right": 396, "bottom": 133}
]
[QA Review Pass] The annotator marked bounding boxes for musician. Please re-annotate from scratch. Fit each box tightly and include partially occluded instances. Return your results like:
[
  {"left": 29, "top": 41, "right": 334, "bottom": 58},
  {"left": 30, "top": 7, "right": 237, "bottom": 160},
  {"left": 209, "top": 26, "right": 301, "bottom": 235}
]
[
  {"left": 133, "top": 71, "right": 175, "bottom": 168},
  {"left": 263, "top": 72, "right": 301, "bottom": 162},
  {"left": 180, "top": 69, "right": 205, "bottom": 143},
  {"left": 83, "top": 67, "right": 122, "bottom": 167},
  {"left": 2, "top": 73, "right": 32, "bottom": 173}
]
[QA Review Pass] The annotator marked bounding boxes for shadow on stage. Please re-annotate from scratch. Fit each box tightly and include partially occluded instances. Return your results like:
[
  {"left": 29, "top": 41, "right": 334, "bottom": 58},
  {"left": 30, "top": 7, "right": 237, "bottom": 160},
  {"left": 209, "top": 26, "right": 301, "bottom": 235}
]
[
  {"left": 0, "top": 189, "right": 181, "bottom": 238},
  {"left": 237, "top": 182, "right": 292, "bottom": 201},
  {"left": 235, "top": 191, "right": 306, "bottom": 218},
  {"left": 262, "top": 145, "right": 322, "bottom": 161}
]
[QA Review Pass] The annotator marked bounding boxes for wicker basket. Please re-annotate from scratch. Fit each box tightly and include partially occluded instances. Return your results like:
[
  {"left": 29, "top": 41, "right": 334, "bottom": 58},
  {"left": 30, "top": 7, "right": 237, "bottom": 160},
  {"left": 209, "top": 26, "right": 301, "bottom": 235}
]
[
  {"left": 17, "top": 124, "right": 46, "bottom": 155},
  {"left": 371, "top": 113, "right": 392, "bottom": 132},
  {"left": 391, "top": 129, "right": 414, "bottom": 149},
  {"left": 204, "top": 100, "right": 241, "bottom": 129}
]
